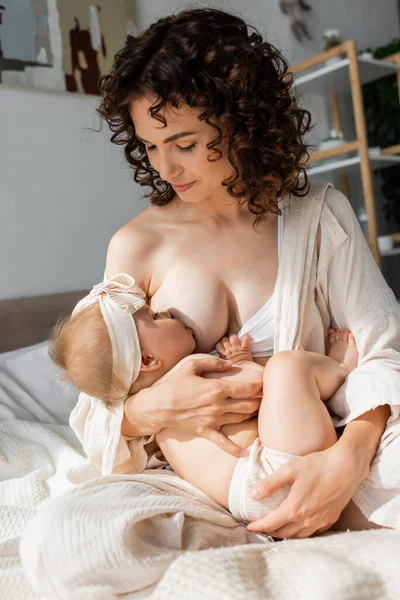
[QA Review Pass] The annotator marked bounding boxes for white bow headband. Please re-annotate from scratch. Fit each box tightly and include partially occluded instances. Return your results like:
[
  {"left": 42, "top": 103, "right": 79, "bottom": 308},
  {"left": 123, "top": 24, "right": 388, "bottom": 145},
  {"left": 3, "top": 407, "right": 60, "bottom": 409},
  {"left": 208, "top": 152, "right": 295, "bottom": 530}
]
[{"left": 72, "top": 273, "right": 147, "bottom": 398}]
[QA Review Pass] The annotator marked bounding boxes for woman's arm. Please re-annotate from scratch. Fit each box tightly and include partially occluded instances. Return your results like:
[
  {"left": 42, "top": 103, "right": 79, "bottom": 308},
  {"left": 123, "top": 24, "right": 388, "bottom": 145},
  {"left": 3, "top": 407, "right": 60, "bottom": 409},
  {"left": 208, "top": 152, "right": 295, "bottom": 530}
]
[
  {"left": 246, "top": 404, "right": 390, "bottom": 538},
  {"left": 337, "top": 404, "right": 391, "bottom": 472},
  {"left": 319, "top": 190, "right": 400, "bottom": 427}
]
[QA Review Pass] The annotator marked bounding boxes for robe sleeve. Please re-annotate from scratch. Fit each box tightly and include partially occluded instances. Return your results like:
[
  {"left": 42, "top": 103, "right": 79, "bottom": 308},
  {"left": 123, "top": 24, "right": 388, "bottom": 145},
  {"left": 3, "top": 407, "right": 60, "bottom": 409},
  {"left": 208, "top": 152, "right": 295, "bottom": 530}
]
[
  {"left": 317, "top": 188, "right": 400, "bottom": 426},
  {"left": 69, "top": 392, "right": 166, "bottom": 475}
]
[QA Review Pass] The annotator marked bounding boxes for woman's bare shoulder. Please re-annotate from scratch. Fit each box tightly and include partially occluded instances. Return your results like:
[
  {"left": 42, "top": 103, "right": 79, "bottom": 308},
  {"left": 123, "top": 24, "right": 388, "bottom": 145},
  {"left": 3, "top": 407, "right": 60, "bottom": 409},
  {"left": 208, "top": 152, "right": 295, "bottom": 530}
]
[{"left": 106, "top": 205, "right": 165, "bottom": 290}]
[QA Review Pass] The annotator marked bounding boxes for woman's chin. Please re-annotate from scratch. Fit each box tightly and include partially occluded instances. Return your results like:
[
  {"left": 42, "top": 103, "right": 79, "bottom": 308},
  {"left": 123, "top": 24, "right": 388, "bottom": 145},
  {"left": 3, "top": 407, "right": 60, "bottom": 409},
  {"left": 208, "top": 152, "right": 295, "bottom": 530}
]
[{"left": 177, "top": 192, "right": 202, "bottom": 203}]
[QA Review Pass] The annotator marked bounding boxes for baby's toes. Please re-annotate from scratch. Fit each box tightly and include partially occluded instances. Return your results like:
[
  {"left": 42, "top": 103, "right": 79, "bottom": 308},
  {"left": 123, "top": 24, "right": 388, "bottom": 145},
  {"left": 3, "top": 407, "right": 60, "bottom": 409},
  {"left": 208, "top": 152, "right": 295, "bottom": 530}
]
[
  {"left": 337, "top": 328, "right": 344, "bottom": 342},
  {"left": 338, "top": 328, "right": 350, "bottom": 342},
  {"left": 328, "top": 328, "right": 336, "bottom": 345}
]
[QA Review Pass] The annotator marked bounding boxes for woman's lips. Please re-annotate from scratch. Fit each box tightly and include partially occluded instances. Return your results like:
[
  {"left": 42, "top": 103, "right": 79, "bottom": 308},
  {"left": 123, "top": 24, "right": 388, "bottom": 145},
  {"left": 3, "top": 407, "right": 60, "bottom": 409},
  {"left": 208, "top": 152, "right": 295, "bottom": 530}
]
[{"left": 171, "top": 181, "right": 195, "bottom": 193}]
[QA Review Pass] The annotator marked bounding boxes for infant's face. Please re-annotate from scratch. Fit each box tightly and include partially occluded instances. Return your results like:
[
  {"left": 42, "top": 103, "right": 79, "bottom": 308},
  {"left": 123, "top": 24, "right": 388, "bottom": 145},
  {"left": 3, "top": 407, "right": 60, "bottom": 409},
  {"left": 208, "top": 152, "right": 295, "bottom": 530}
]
[{"left": 134, "top": 305, "right": 196, "bottom": 370}]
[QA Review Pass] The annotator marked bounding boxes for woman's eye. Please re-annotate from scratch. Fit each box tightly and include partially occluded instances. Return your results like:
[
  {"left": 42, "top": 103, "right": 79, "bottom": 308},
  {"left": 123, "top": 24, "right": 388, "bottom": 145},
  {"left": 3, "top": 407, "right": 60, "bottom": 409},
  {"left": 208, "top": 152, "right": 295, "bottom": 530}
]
[
  {"left": 178, "top": 144, "right": 196, "bottom": 153},
  {"left": 145, "top": 143, "right": 196, "bottom": 153}
]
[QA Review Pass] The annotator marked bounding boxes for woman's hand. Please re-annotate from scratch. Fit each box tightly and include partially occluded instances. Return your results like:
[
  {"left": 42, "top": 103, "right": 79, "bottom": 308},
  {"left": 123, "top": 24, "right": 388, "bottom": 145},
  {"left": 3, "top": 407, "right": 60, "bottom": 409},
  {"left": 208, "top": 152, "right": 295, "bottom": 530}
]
[
  {"left": 246, "top": 440, "right": 369, "bottom": 538},
  {"left": 125, "top": 356, "right": 262, "bottom": 457}
]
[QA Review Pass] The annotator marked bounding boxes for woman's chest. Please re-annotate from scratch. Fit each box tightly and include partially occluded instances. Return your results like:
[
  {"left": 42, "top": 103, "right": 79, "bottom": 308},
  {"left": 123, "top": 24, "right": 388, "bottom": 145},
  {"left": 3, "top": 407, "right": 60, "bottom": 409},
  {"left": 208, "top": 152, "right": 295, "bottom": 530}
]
[{"left": 148, "top": 225, "right": 278, "bottom": 352}]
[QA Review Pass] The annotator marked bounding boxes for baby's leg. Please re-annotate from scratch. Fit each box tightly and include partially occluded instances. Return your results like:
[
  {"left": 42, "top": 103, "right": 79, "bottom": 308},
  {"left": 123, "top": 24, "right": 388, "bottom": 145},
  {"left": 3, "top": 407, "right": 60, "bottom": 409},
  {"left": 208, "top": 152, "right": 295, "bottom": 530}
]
[{"left": 258, "top": 329, "right": 358, "bottom": 455}]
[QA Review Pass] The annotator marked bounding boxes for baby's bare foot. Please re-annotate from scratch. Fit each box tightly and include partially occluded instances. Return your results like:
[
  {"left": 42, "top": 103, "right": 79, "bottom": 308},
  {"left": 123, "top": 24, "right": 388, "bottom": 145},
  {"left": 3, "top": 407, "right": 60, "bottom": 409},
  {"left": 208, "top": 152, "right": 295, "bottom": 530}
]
[{"left": 327, "top": 328, "right": 358, "bottom": 375}]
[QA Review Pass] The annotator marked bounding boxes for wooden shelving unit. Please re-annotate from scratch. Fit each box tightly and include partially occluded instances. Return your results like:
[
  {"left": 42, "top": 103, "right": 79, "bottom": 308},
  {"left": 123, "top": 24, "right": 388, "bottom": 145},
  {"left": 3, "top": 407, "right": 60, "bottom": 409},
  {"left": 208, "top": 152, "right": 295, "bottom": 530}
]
[{"left": 290, "top": 41, "right": 400, "bottom": 267}]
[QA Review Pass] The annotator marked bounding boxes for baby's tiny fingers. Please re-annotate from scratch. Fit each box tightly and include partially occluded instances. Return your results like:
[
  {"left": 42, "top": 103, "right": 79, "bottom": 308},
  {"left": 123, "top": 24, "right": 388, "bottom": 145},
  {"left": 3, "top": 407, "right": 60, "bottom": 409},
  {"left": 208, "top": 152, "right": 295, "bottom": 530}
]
[
  {"left": 221, "top": 337, "right": 230, "bottom": 350},
  {"left": 229, "top": 333, "right": 240, "bottom": 346},
  {"left": 215, "top": 341, "right": 225, "bottom": 355},
  {"left": 241, "top": 334, "right": 252, "bottom": 349}
]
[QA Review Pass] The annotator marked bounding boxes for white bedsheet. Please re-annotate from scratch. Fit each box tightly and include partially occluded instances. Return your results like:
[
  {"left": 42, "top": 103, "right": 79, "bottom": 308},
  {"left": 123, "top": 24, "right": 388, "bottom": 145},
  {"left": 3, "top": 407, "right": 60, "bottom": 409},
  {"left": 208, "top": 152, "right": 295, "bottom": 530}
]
[
  {"left": 1, "top": 345, "right": 400, "bottom": 599},
  {"left": 0, "top": 418, "right": 397, "bottom": 599},
  {"left": 0, "top": 342, "right": 78, "bottom": 425}
]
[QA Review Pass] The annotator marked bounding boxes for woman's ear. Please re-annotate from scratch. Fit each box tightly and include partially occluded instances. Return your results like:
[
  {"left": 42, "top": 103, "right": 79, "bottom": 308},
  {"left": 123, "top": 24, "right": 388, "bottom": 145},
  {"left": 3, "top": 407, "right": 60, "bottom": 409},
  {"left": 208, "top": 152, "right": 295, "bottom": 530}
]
[{"left": 140, "top": 351, "right": 162, "bottom": 372}]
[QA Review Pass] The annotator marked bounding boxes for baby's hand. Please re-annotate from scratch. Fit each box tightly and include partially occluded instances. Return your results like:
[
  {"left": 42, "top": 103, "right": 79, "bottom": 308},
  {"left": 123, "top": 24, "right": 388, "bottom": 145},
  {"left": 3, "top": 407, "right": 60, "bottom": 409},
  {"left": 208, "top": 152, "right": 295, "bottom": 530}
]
[{"left": 215, "top": 333, "right": 253, "bottom": 364}]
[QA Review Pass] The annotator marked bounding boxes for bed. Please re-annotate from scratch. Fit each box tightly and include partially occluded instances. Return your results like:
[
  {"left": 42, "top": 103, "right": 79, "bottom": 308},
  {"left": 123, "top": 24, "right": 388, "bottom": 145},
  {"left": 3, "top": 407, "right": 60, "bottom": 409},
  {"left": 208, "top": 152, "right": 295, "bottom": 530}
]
[
  {"left": 1, "top": 291, "right": 400, "bottom": 600},
  {"left": 0, "top": 290, "right": 88, "bottom": 600}
]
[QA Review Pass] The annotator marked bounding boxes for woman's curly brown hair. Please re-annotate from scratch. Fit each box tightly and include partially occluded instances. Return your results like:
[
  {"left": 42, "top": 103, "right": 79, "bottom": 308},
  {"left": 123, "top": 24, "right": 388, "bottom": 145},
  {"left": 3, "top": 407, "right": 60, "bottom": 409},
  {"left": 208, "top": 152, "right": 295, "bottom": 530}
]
[{"left": 98, "top": 7, "right": 312, "bottom": 221}]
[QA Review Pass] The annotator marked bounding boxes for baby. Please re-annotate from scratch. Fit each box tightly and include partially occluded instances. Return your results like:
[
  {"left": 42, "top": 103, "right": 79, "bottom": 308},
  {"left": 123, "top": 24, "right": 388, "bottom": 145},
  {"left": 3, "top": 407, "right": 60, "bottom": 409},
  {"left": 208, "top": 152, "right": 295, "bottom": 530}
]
[{"left": 50, "top": 273, "right": 358, "bottom": 524}]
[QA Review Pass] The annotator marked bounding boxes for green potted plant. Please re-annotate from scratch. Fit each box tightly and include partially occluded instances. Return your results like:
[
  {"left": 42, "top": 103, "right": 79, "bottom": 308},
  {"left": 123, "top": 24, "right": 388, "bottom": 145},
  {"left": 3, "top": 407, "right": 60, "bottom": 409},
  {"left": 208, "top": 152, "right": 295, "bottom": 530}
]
[
  {"left": 322, "top": 29, "right": 343, "bottom": 52},
  {"left": 322, "top": 29, "right": 344, "bottom": 66}
]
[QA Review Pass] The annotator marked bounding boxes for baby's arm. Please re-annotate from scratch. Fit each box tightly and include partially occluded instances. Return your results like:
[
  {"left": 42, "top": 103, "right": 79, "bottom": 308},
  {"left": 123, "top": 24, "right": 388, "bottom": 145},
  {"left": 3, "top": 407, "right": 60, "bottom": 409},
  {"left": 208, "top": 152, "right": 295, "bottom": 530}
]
[
  {"left": 212, "top": 333, "right": 264, "bottom": 384},
  {"left": 216, "top": 333, "right": 262, "bottom": 370}
]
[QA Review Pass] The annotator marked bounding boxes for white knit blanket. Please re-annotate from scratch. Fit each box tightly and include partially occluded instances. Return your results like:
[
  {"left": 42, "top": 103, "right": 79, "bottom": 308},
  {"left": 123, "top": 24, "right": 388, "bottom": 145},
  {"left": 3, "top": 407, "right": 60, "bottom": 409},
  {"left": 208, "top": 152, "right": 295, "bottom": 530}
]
[
  {"left": 2, "top": 420, "right": 400, "bottom": 600},
  {"left": 0, "top": 420, "right": 93, "bottom": 600}
]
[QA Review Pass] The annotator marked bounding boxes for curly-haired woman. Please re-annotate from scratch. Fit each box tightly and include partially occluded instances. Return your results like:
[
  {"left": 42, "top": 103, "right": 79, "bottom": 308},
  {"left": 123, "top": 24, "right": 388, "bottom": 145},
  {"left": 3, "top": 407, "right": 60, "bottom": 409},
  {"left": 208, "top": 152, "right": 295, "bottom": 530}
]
[{"left": 21, "top": 8, "right": 400, "bottom": 597}]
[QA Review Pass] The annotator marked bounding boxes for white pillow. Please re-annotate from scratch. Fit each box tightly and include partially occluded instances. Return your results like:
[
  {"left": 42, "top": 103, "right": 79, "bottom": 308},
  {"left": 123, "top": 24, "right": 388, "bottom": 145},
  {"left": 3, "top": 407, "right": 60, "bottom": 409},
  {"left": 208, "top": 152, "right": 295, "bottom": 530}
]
[{"left": 0, "top": 341, "right": 79, "bottom": 425}]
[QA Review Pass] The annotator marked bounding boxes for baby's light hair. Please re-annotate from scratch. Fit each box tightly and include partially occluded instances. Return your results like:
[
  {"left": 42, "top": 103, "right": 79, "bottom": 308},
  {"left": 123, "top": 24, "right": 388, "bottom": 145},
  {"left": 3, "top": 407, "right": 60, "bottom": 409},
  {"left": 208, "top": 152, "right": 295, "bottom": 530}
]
[{"left": 49, "top": 303, "right": 128, "bottom": 406}]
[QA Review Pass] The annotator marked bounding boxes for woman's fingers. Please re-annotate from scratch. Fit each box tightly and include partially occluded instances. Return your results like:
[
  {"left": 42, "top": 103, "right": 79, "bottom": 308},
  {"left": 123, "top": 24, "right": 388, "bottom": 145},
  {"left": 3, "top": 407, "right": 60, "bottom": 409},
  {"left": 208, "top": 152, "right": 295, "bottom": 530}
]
[
  {"left": 220, "top": 412, "right": 258, "bottom": 425},
  {"left": 246, "top": 467, "right": 298, "bottom": 533},
  {"left": 249, "top": 465, "right": 294, "bottom": 500},
  {"left": 246, "top": 497, "right": 294, "bottom": 533},
  {"left": 273, "top": 526, "right": 315, "bottom": 540},
  {"left": 314, "top": 524, "right": 332, "bottom": 536},
  {"left": 188, "top": 356, "right": 232, "bottom": 375},
  {"left": 223, "top": 399, "right": 261, "bottom": 414},
  {"left": 222, "top": 379, "right": 263, "bottom": 399},
  {"left": 201, "top": 428, "right": 248, "bottom": 458}
]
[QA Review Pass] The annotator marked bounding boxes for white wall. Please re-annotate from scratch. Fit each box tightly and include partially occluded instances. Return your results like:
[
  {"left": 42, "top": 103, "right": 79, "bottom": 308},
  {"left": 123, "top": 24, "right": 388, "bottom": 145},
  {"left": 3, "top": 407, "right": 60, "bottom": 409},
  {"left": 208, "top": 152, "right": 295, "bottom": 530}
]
[
  {"left": 1, "top": 0, "right": 398, "bottom": 300},
  {"left": 136, "top": 0, "right": 399, "bottom": 64},
  {"left": 0, "top": 86, "right": 146, "bottom": 300},
  {"left": 136, "top": 0, "right": 400, "bottom": 145}
]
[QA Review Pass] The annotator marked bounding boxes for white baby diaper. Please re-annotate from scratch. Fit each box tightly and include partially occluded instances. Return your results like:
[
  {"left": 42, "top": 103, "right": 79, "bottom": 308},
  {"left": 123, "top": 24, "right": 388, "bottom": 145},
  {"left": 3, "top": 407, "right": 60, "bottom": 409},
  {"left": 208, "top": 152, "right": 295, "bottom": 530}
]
[{"left": 228, "top": 437, "right": 297, "bottom": 522}]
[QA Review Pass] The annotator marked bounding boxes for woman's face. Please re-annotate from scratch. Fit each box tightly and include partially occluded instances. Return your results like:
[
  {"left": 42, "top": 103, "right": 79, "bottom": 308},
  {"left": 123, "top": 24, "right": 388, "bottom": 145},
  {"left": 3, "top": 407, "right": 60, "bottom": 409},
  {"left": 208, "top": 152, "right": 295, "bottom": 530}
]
[{"left": 129, "top": 95, "right": 234, "bottom": 204}]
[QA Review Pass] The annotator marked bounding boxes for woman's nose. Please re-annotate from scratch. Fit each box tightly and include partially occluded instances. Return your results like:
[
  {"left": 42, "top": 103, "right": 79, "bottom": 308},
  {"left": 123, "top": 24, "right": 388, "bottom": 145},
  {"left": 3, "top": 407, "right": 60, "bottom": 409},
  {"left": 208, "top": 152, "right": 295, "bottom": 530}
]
[{"left": 158, "top": 154, "right": 183, "bottom": 182}]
